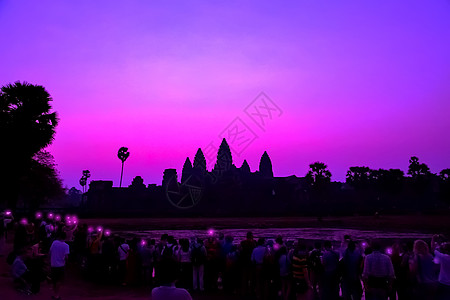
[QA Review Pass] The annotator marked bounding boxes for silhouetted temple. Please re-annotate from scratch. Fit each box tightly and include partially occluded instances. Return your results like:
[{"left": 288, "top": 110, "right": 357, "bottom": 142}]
[{"left": 83, "top": 139, "right": 446, "bottom": 217}]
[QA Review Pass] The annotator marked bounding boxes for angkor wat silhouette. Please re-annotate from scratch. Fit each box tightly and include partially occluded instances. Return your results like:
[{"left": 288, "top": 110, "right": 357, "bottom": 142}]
[{"left": 83, "top": 139, "right": 446, "bottom": 217}]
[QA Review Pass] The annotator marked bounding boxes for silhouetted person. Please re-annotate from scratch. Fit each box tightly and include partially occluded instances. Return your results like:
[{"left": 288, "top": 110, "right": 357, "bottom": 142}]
[
  {"left": 117, "top": 238, "right": 129, "bottom": 285},
  {"left": 176, "top": 238, "right": 192, "bottom": 290},
  {"left": 151, "top": 258, "right": 192, "bottom": 300},
  {"left": 290, "top": 240, "right": 312, "bottom": 299},
  {"left": 432, "top": 235, "right": 450, "bottom": 300},
  {"left": 49, "top": 231, "right": 69, "bottom": 300},
  {"left": 308, "top": 241, "right": 323, "bottom": 296},
  {"left": 321, "top": 241, "right": 340, "bottom": 300},
  {"left": 278, "top": 246, "right": 291, "bottom": 300},
  {"left": 341, "top": 241, "right": 363, "bottom": 300},
  {"left": 240, "top": 231, "right": 257, "bottom": 296},
  {"left": 362, "top": 240, "right": 394, "bottom": 300},
  {"left": 251, "top": 237, "right": 267, "bottom": 300},
  {"left": 191, "top": 237, "right": 206, "bottom": 292},
  {"left": 410, "top": 239, "right": 438, "bottom": 300}
]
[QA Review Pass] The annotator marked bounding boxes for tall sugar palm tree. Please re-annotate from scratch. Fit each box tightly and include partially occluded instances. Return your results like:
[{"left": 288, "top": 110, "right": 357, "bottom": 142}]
[
  {"left": 79, "top": 176, "right": 87, "bottom": 193},
  {"left": 117, "top": 147, "right": 130, "bottom": 188}
]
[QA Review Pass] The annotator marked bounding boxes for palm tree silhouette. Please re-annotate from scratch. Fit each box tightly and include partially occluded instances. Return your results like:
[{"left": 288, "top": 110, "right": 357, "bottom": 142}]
[
  {"left": 79, "top": 176, "right": 87, "bottom": 193},
  {"left": 117, "top": 147, "right": 130, "bottom": 188}
]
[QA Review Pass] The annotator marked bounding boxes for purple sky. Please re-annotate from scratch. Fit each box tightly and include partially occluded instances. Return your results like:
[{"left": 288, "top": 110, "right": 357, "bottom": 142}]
[{"left": 1, "top": 1, "right": 450, "bottom": 189}]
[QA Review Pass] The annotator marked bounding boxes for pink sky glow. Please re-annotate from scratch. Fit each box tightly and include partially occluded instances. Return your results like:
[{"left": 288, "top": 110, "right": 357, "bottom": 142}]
[{"left": 1, "top": 1, "right": 450, "bottom": 188}]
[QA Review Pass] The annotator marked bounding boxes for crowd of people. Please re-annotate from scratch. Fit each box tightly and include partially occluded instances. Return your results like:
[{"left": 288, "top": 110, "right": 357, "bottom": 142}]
[{"left": 2, "top": 210, "right": 450, "bottom": 300}]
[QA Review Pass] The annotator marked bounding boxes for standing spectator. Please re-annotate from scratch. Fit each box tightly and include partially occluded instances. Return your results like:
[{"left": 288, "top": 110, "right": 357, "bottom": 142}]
[
  {"left": 432, "top": 235, "right": 450, "bottom": 300},
  {"left": 308, "top": 241, "right": 323, "bottom": 296},
  {"left": 101, "top": 235, "right": 116, "bottom": 283},
  {"left": 177, "top": 238, "right": 192, "bottom": 290},
  {"left": 11, "top": 249, "right": 32, "bottom": 294},
  {"left": 140, "top": 239, "right": 155, "bottom": 287},
  {"left": 391, "top": 242, "right": 414, "bottom": 300},
  {"left": 290, "top": 240, "right": 312, "bottom": 299},
  {"left": 204, "top": 236, "right": 220, "bottom": 290},
  {"left": 49, "top": 232, "right": 70, "bottom": 300},
  {"left": 118, "top": 238, "right": 130, "bottom": 285},
  {"left": 154, "top": 234, "right": 168, "bottom": 285},
  {"left": 191, "top": 237, "right": 207, "bottom": 292},
  {"left": 225, "top": 245, "right": 239, "bottom": 294},
  {"left": 251, "top": 238, "right": 267, "bottom": 300},
  {"left": 151, "top": 258, "right": 192, "bottom": 300},
  {"left": 362, "top": 240, "right": 395, "bottom": 300},
  {"left": 321, "top": 241, "right": 340, "bottom": 300},
  {"left": 239, "top": 231, "right": 257, "bottom": 296},
  {"left": 2, "top": 210, "right": 14, "bottom": 240},
  {"left": 63, "top": 222, "right": 77, "bottom": 245},
  {"left": 45, "top": 220, "right": 55, "bottom": 239},
  {"left": 409, "top": 239, "right": 438, "bottom": 300},
  {"left": 341, "top": 241, "right": 363, "bottom": 300},
  {"left": 221, "top": 235, "right": 234, "bottom": 292},
  {"left": 278, "top": 246, "right": 291, "bottom": 300},
  {"left": 72, "top": 224, "right": 87, "bottom": 266},
  {"left": 339, "top": 235, "right": 352, "bottom": 258},
  {"left": 125, "top": 239, "right": 140, "bottom": 286},
  {"left": 87, "top": 230, "right": 102, "bottom": 280}
]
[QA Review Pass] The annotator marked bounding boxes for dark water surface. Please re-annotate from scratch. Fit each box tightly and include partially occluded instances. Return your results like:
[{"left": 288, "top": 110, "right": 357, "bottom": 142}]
[{"left": 117, "top": 227, "right": 431, "bottom": 243}]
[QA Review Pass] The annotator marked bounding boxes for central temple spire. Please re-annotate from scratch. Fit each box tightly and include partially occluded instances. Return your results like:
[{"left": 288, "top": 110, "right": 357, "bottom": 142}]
[{"left": 213, "top": 138, "right": 233, "bottom": 176}]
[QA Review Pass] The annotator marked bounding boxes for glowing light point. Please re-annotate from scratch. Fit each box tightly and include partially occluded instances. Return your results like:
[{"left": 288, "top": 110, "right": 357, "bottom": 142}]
[
  {"left": 386, "top": 247, "right": 393, "bottom": 255},
  {"left": 105, "top": 230, "right": 111, "bottom": 236},
  {"left": 97, "top": 226, "right": 103, "bottom": 232},
  {"left": 36, "top": 212, "right": 42, "bottom": 219},
  {"left": 208, "top": 229, "right": 214, "bottom": 236},
  {"left": 5, "top": 210, "right": 12, "bottom": 216},
  {"left": 48, "top": 213, "right": 54, "bottom": 219},
  {"left": 88, "top": 226, "right": 94, "bottom": 233},
  {"left": 55, "top": 215, "right": 61, "bottom": 221},
  {"left": 141, "top": 240, "right": 147, "bottom": 246},
  {"left": 20, "top": 218, "right": 28, "bottom": 225}
]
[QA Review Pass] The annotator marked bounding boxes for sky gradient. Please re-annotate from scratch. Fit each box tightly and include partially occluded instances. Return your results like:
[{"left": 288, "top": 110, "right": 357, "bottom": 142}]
[{"left": 1, "top": 0, "right": 450, "bottom": 188}]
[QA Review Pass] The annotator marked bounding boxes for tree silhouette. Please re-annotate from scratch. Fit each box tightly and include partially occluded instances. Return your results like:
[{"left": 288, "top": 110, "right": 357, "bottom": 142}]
[
  {"left": 407, "top": 157, "right": 432, "bottom": 211},
  {"left": 82, "top": 170, "right": 91, "bottom": 181},
  {"left": 117, "top": 147, "right": 130, "bottom": 187},
  {"left": 0, "top": 81, "right": 59, "bottom": 207},
  {"left": 407, "top": 156, "right": 430, "bottom": 178},
  {"left": 306, "top": 162, "right": 332, "bottom": 186},
  {"left": 306, "top": 162, "right": 332, "bottom": 216},
  {"left": 79, "top": 170, "right": 91, "bottom": 193},
  {"left": 67, "top": 187, "right": 82, "bottom": 206},
  {"left": 130, "top": 176, "right": 145, "bottom": 189},
  {"left": 439, "top": 169, "right": 450, "bottom": 181},
  {"left": 259, "top": 151, "right": 274, "bottom": 178},
  {"left": 346, "top": 166, "right": 371, "bottom": 189},
  {"left": 371, "top": 169, "right": 404, "bottom": 192},
  {"left": 21, "top": 151, "right": 65, "bottom": 210},
  {"left": 79, "top": 176, "right": 87, "bottom": 193},
  {"left": 439, "top": 169, "right": 450, "bottom": 203}
]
